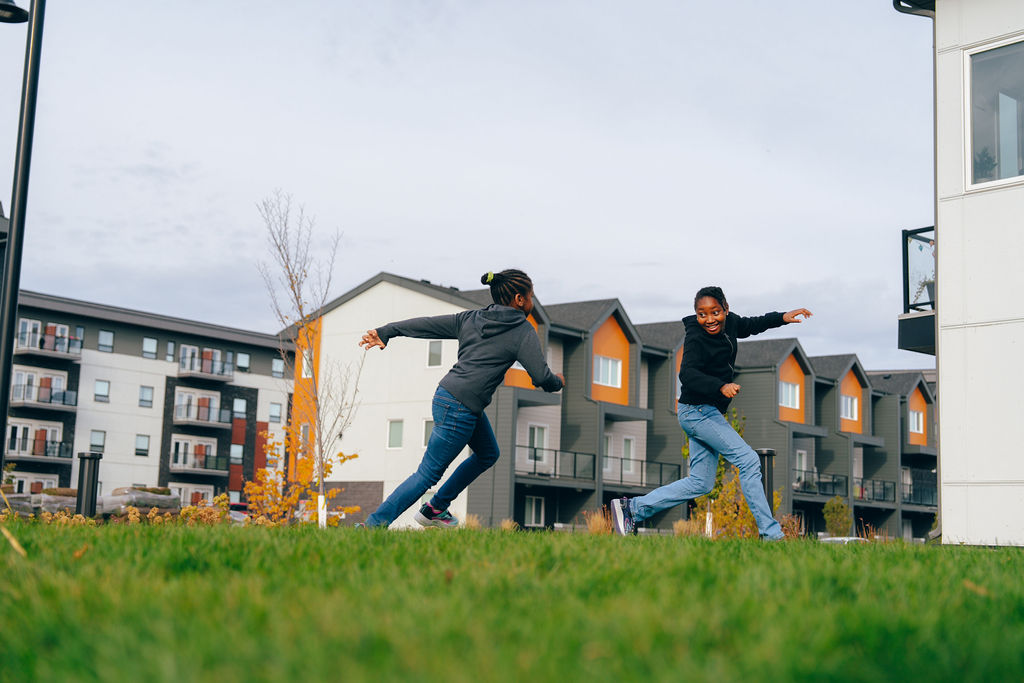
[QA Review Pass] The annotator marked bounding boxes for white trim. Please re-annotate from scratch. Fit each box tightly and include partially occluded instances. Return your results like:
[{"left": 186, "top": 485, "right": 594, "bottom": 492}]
[
  {"left": 779, "top": 381, "right": 800, "bottom": 410},
  {"left": 386, "top": 419, "right": 404, "bottom": 449},
  {"left": 426, "top": 340, "right": 443, "bottom": 368},
  {"left": 527, "top": 423, "right": 548, "bottom": 464},
  {"left": 622, "top": 437, "right": 636, "bottom": 475},
  {"left": 593, "top": 355, "right": 622, "bottom": 388},
  {"left": 963, "top": 34, "right": 1024, "bottom": 192},
  {"left": 909, "top": 410, "right": 925, "bottom": 435},
  {"left": 524, "top": 495, "right": 545, "bottom": 528},
  {"left": 840, "top": 394, "right": 859, "bottom": 421}
]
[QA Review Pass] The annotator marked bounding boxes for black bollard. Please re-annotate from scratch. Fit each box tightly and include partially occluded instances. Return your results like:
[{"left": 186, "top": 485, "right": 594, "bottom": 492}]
[
  {"left": 76, "top": 451, "right": 103, "bottom": 517},
  {"left": 755, "top": 448, "right": 775, "bottom": 514}
]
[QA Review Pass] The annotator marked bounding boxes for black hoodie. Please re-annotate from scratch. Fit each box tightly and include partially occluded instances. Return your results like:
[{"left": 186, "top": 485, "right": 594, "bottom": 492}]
[
  {"left": 678, "top": 311, "right": 788, "bottom": 414},
  {"left": 376, "top": 305, "right": 563, "bottom": 414}
]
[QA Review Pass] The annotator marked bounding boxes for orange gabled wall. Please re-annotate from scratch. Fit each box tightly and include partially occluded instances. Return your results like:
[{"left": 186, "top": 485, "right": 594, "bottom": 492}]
[
  {"left": 591, "top": 316, "right": 629, "bottom": 406},
  {"left": 778, "top": 353, "right": 805, "bottom": 424},
  {"left": 839, "top": 369, "right": 864, "bottom": 434},
  {"left": 290, "top": 318, "right": 321, "bottom": 481},
  {"left": 908, "top": 387, "right": 928, "bottom": 446},
  {"left": 504, "top": 314, "right": 541, "bottom": 389}
]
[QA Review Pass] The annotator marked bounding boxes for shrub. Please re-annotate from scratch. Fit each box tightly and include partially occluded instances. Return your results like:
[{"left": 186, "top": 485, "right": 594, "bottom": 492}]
[
  {"left": 823, "top": 496, "right": 852, "bottom": 537},
  {"left": 499, "top": 518, "right": 519, "bottom": 532},
  {"left": 462, "top": 514, "right": 482, "bottom": 530},
  {"left": 582, "top": 507, "right": 612, "bottom": 535}
]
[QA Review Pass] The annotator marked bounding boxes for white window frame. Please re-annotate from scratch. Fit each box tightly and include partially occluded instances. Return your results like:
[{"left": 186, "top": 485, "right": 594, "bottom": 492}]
[
  {"left": 142, "top": 336, "right": 158, "bottom": 359},
  {"left": 387, "top": 419, "right": 404, "bottom": 449},
  {"left": 524, "top": 495, "right": 545, "bottom": 528},
  {"left": 301, "top": 349, "right": 314, "bottom": 379},
  {"left": 169, "top": 482, "right": 215, "bottom": 506},
  {"left": 964, "top": 35, "right": 1024, "bottom": 192},
  {"left": 269, "top": 402, "right": 282, "bottom": 423},
  {"left": 139, "top": 385, "right": 154, "bottom": 408},
  {"left": 17, "top": 318, "right": 40, "bottom": 348},
  {"left": 271, "top": 357, "right": 285, "bottom": 378},
  {"left": 779, "top": 381, "right": 800, "bottom": 410},
  {"left": 94, "top": 379, "right": 111, "bottom": 403},
  {"left": 602, "top": 434, "right": 613, "bottom": 474},
  {"left": 527, "top": 424, "right": 548, "bottom": 463},
  {"left": 593, "top": 355, "right": 622, "bottom": 388},
  {"left": 89, "top": 430, "right": 106, "bottom": 453},
  {"left": 179, "top": 344, "right": 199, "bottom": 370},
  {"left": 909, "top": 410, "right": 925, "bottom": 435},
  {"left": 135, "top": 434, "right": 150, "bottom": 457},
  {"left": 840, "top": 394, "right": 859, "bottom": 421},
  {"left": 236, "top": 352, "right": 251, "bottom": 372},
  {"left": 97, "top": 329, "right": 114, "bottom": 353},
  {"left": 427, "top": 340, "right": 443, "bottom": 368},
  {"left": 622, "top": 437, "right": 636, "bottom": 475}
]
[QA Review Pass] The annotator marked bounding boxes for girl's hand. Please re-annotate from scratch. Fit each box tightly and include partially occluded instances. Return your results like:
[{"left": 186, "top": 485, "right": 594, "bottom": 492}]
[
  {"left": 359, "top": 329, "right": 386, "bottom": 350},
  {"left": 720, "top": 383, "right": 741, "bottom": 398},
  {"left": 557, "top": 373, "right": 566, "bottom": 387},
  {"left": 783, "top": 308, "right": 813, "bottom": 323}
]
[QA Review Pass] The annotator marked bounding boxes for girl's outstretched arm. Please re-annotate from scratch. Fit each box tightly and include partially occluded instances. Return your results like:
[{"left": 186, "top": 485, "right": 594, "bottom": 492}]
[
  {"left": 359, "top": 329, "right": 386, "bottom": 350},
  {"left": 783, "top": 308, "right": 813, "bottom": 323}
]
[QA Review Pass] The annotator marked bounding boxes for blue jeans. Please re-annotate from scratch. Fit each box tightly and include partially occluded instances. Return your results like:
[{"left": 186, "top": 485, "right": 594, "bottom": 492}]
[
  {"left": 366, "top": 387, "right": 499, "bottom": 527},
  {"left": 630, "top": 403, "right": 783, "bottom": 540}
]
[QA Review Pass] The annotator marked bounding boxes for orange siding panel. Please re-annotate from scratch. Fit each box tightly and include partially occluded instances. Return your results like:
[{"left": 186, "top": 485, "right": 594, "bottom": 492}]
[
  {"left": 778, "top": 354, "right": 805, "bottom": 424},
  {"left": 291, "top": 319, "right": 321, "bottom": 482},
  {"left": 591, "top": 317, "right": 629, "bottom": 406},
  {"left": 908, "top": 387, "right": 928, "bottom": 446}
]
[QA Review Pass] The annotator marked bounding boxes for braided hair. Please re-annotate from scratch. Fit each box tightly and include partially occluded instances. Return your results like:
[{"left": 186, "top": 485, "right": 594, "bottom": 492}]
[
  {"left": 694, "top": 285, "right": 728, "bottom": 311},
  {"left": 481, "top": 269, "right": 533, "bottom": 306}
]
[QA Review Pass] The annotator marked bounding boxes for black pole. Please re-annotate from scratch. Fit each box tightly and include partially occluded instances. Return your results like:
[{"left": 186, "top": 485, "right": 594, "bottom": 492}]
[
  {"left": 75, "top": 451, "right": 102, "bottom": 517},
  {"left": 756, "top": 448, "right": 775, "bottom": 515},
  {"left": 0, "top": 0, "right": 45, "bottom": 478}
]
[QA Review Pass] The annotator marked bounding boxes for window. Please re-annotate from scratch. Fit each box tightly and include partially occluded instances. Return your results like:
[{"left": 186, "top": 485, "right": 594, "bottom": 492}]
[
  {"left": 387, "top": 420, "right": 404, "bottom": 449},
  {"left": 593, "top": 355, "right": 622, "bottom": 388},
  {"left": 94, "top": 380, "right": 110, "bottom": 403},
  {"left": 139, "top": 385, "right": 154, "bottom": 408},
  {"left": 423, "top": 420, "right": 434, "bottom": 447},
  {"left": 527, "top": 425, "right": 547, "bottom": 462},
  {"left": 524, "top": 495, "right": 545, "bottom": 528},
  {"left": 135, "top": 434, "right": 150, "bottom": 457},
  {"left": 969, "top": 38, "right": 1024, "bottom": 185},
  {"left": 427, "top": 340, "right": 443, "bottom": 367},
  {"left": 622, "top": 437, "right": 636, "bottom": 475},
  {"left": 236, "top": 352, "right": 250, "bottom": 372},
  {"left": 909, "top": 410, "right": 925, "bottom": 435},
  {"left": 75, "top": 326, "right": 85, "bottom": 344},
  {"left": 779, "top": 381, "right": 800, "bottom": 410},
  {"left": 230, "top": 444, "right": 243, "bottom": 464},
  {"left": 142, "top": 337, "right": 158, "bottom": 359},
  {"left": 602, "top": 434, "right": 613, "bottom": 473},
  {"left": 232, "top": 398, "right": 247, "bottom": 417},
  {"left": 98, "top": 330, "right": 114, "bottom": 353},
  {"left": 17, "top": 318, "right": 40, "bottom": 348},
  {"left": 840, "top": 395, "right": 859, "bottom": 421},
  {"left": 269, "top": 402, "right": 282, "bottom": 423},
  {"left": 271, "top": 358, "right": 285, "bottom": 378},
  {"left": 301, "top": 349, "right": 314, "bottom": 379},
  {"left": 165, "top": 341, "right": 176, "bottom": 362},
  {"left": 89, "top": 430, "right": 105, "bottom": 453}
]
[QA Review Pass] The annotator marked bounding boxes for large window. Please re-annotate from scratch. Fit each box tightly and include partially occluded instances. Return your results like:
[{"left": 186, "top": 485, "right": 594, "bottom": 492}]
[
  {"left": 387, "top": 420, "right": 404, "bottom": 449},
  {"left": 236, "top": 352, "right": 250, "bottom": 372},
  {"left": 139, "top": 385, "right": 154, "bottom": 408},
  {"left": 779, "top": 381, "right": 800, "bottom": 410},
  {"left": 89, "top": 430, "right": 106, "bottom": 453},
  {"left": 909, "top": 410, "right": 925, "bottom": 435},
  {"left": 622, "top": 437, "right": 636, "bottom": 475},
  {"left": 527, "top": 425, "right": 547, "bottom": 462},
  {"left": 427, "top": 340, "right": 443, "bottom": 367},
  {"left": 142, "top": 337, "right": 158, "bottom": 359},
  {"left": 97, "top": 330, "right": 114, "bottom": 353},
  {"left": 593, "top": 355, "right": 622, "bottom": 388},
  {"left": 840, "top": 395, "right": 859, "bottom": 421},
  {"left": 94, "top": 380, "right": 110, "bottom": 403},
  {"left": 269, "top": 402, "right": 282, "bottom": 423},
  {"left": 271, "top": 358, "right": 285, "bottom": 378},
  {"left": 969, "top": 38, "right": 1024, "bottom": 185},
  {"left": 135, "top": 434, "right": 150, "bottom": 457},
  {"left": 524, "top": 495, "right": 545, "bottom": 528}
]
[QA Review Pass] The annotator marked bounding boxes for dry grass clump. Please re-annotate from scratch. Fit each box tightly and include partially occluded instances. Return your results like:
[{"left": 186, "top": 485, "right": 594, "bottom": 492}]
[
  {"left": 462, "top": 513, "right": 482, "bottom": 530},
  {"left": 582, "top": 507, "right": 612, "bottom": 535},
  {"left": 499, "top": 518, "right": 520, "bottom": 532},
  {"left": 672, "top": 518, "right": 703, "bottom": 537}
]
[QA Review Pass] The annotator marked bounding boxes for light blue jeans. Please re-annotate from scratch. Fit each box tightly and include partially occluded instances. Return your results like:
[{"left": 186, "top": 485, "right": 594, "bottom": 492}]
[
  {"left": 366, "top": 387, "right": 499, "bottom": 527},
  {"left": 630, "top": 403, "right": 784, "bottom": 540}
]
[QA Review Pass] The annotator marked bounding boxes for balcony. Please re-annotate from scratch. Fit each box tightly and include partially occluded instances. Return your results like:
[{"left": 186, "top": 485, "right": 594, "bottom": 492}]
[
  {"left": 898, "top": 226, "right": 935, "bottom": 355},
  {"left": 14, "top": 332, "right": 82, "bottom": 361},
  {"left": 5, "top": 438, "right": 73, "bottom": 461},
  {"left": 853, "top": 477, "right": 896, "bottom": 503},
  {"left": 169, "top": 453, "right": 229, "bottom": 474},
  {"left": 172, "top": 404, "right": 232, "bottom": 429},
  {"left": 514, "top": 446, "right": 596, "bottom": 482},
  {"left": 10, "top": 384, "right": 77, "bottom": 411},
  {"left": 178, "top": 356, "right": 233, "bottom": 382},
  {"left": 902, "top": 482, "right": 937, "bottom": 506},
  {"left": 602, "top": 456, "right": 681, "bottom": 489},
  {"left": 792, "top": 469, "right": 848, "bottom": 497}
]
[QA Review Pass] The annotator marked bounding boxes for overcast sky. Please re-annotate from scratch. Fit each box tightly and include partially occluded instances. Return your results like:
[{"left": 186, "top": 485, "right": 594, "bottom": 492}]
[{"left": 0, "top": 2, "right": 935, "bottom": 369}]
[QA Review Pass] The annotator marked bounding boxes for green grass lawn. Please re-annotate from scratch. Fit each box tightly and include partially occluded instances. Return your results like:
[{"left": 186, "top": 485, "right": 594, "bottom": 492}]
[{"left": 1, "top": 524, "right": 1022, "bottom": 682}]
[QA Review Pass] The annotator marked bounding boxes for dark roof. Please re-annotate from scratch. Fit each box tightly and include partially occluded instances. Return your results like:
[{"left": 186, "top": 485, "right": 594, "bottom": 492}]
[
  {"left": 735, "top": 338, "right": 799, "bottom": 369},
  {"left": 866, "top": 371, "right": 929, "bottom": 398},
  {"left": 544, "top": 299, "right": 619, "bottom": 332},
  {"left": 634, "top": 321, "right": 684, "bottom": 352},
  {"left": 808, "top": 354, "right": 858, "bottom": 381},
  {"left": 457, "top": 289, "right": 493, "bottom": 308}
]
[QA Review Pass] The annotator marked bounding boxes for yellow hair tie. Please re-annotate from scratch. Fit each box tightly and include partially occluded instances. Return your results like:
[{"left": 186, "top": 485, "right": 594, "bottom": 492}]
[{"left": 486, "top": 272, "right": 494, "bottom": 283}]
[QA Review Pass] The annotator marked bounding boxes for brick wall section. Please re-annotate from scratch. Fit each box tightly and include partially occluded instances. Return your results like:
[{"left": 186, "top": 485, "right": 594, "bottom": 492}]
[{"left": 325, "top": 481, "right": 383, "bottom": 525}]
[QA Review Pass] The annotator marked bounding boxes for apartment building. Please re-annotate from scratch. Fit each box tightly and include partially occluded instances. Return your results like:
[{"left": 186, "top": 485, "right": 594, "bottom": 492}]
[{"left": 5, "top": 291, "right": 291, "bottom": 505}]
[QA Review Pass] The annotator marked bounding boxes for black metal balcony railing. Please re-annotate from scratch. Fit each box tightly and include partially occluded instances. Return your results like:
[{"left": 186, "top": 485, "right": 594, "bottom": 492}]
[
  {"left": 178, "top": 356, "right": 233, "bottom": 379},
  {"left": 902, "top": 483, "right": 938, "bottom": 506},
  {"left": 16, "top": 332, "right": 83, "bottom": 356},
  {"left": 170, "top": 452, "right": 229, "bottom": 472},
  {"left": 514, "top": 446, "right": 596, "bottom": 481},
  {"left": 11, "top": 384, "right": 78, "bottom": 407},
  {"left": 902, "top": 226, "right": 935, "bottom": 313},
  {"left": 173, "top": 404, "right": 232, "bottom": 425},
  {"left": 792, "top": 469, "right": 849, "bottom": 497},
  {"left": 602, "top": 456, "right": 681, "bottom": 488},
  {"left": 5, "top": 438, "right": 73, "bottom": 459},
  {"left": 853, "top": 477, "right": 896, "bottom": 503}
]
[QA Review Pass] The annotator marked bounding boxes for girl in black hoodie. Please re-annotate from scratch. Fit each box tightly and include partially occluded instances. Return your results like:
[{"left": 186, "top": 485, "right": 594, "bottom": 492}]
[{"left": 612, "top": 286, "right": 811, "bottom": 539}]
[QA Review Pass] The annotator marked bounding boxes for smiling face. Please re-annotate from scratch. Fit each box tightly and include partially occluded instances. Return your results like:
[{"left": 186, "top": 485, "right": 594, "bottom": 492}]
[{"left": 695, "top": 296, "right": 727, "bottom": 335}]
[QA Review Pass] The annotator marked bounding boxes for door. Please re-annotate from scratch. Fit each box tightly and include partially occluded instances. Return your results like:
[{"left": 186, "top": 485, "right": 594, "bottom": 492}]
[{"left": 852, "top": 447, "right": 864, "bottom": 500}]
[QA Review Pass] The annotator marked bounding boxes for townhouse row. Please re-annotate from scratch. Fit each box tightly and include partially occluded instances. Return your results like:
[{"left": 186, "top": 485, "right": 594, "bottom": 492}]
[
  {"left": 4, "top": 291, "right": 293, "bottom": 505},
  {"left": 302, "top": 273, "right": 937, "bottom": 540}
]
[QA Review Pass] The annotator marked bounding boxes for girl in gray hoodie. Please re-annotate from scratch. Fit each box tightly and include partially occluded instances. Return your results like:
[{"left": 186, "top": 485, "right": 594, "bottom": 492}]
[{"left": 360, "top": 269, "right": 564, "bottom": 528}]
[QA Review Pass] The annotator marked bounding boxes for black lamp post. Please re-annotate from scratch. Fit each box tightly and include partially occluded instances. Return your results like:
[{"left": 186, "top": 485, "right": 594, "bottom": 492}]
[{"left": 0, "top": 0, "right": 45, "bottom": 478}]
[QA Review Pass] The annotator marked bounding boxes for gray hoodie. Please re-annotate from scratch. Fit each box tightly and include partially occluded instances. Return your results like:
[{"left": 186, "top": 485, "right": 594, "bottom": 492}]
[{"left": 376, "top": 305, "right": 563, "bottom": 413}]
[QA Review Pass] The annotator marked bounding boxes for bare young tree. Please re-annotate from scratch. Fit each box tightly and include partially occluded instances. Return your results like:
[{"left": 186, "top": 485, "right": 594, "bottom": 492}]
[{"left": 257, "top": 190, "right": 364, "bottom": 528}]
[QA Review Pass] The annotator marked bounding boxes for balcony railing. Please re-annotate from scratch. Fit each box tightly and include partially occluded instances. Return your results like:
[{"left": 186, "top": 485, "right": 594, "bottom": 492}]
[
  {"left": 15, "top": 332, "right": 83, "bottom": 357},
  {"left": 602, "top": 456, "right": 681, "bottom": 488},
  {"left": 902, "top": 226, "right": 935, "bottom": 313},
  {"left": 178, "top": 356, "right": 233, "bottom": 380},
  {"left": 169, "top": 453, "right": 229, "bottom": 473},
  {"left": 11, "top": 384, "right": 78, "bottom": 408},
  {"left": 902, "top": 482, "right": 937, "bottom": 506},
  {"left": 853, "top": 477, "right": 896, "bottom": 503},
  {"left": 792, "top": 469, "right": 848, "bottom": 496},
  {"left": 514, "top": 446, "right": 596, "bottom": 481},
  {"left": 173, "top": 404, "right": 232, "bottom": 426},
  {"left": 5, "top": 438, "right": 73, "bottom": 459}
]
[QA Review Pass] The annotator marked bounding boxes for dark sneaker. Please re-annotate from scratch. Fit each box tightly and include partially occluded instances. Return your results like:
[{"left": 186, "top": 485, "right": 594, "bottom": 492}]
[
  {"left": 414, "top": 502, "right": 459, "bottom": 529},
  {"left": 611, "top": 497, "right": 637, "bottom": 536}
]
